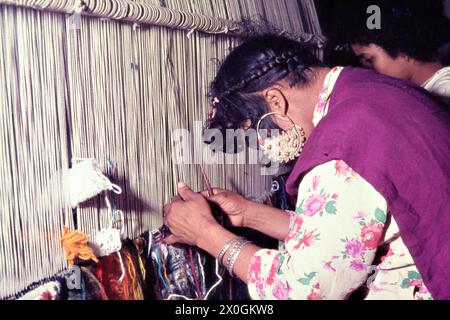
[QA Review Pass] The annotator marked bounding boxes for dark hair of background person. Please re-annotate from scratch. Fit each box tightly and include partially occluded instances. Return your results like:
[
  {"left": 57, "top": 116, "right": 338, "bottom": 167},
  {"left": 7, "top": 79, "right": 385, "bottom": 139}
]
[{"left": 314, "top": 0, "right": 450, "bottom": 66}]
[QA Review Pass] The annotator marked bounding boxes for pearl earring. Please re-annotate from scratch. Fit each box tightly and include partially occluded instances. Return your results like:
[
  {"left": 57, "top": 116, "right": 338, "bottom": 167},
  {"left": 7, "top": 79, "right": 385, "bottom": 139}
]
[{"left": 256, "top": 112, "right": 306, "bottom": 164}]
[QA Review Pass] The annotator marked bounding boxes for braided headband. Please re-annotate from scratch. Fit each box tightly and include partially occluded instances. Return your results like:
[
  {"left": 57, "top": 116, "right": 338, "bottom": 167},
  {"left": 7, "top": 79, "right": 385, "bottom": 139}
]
[{"left": 212, "top": 50, "right": 307, "bottom": 104}]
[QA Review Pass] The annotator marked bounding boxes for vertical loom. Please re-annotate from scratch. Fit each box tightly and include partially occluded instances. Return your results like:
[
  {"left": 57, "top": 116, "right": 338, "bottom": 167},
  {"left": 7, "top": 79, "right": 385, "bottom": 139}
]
[{"left": 0, "top": 0, "right": 324, "bottom": 299}]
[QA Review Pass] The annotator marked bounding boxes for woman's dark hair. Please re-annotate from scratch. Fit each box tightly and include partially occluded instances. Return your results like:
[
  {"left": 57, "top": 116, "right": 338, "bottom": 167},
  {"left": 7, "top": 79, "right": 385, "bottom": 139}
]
[
  {"left": 206, "top": 35, "right": 323, "bottom": 139},
  {"left": 333, "top": 0, "right": 450, "bottom": 62}
]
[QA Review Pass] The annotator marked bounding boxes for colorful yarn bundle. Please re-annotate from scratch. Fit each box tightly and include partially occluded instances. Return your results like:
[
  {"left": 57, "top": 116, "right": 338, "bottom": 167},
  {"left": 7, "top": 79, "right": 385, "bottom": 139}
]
[
  {"left": 95, "top": 245, "right": 145, "bottom": 300},
  {"left": 148, "top": 232, "right": 207, "bottom": 300}
]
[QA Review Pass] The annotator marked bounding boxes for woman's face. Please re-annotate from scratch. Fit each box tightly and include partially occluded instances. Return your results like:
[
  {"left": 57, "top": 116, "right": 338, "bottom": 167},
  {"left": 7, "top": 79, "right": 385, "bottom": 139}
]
[{"left": 351, "top": 44, "right": 412, "bottom": 81}]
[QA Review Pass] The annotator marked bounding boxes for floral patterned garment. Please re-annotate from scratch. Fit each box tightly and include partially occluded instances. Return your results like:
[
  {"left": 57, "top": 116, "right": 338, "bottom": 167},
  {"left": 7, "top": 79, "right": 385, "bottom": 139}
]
[{"left": 246, "top": 67, "right": 433, "bottom": 300}]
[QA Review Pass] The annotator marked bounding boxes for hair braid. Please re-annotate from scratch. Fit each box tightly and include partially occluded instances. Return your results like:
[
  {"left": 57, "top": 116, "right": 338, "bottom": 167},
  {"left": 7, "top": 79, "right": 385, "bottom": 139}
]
[{"left": 217, "top": 50, "right": 307, "bottom": 100}]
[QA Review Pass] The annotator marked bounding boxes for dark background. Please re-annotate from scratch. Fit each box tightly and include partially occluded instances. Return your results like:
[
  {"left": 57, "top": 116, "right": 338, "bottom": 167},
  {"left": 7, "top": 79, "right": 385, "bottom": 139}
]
[{"left": 313, "top": 0, "right": 450, "bottom": 66}]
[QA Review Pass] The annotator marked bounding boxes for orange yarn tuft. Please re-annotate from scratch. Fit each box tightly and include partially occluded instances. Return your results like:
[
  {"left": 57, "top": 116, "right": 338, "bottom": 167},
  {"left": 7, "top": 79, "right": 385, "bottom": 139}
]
[{"left": 60, "top": 226, "right": 99, "bottom": 265}]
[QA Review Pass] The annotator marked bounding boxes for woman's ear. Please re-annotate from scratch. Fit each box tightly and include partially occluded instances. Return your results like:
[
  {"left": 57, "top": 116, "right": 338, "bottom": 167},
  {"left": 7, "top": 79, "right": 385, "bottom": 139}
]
[{"left": 263, "top": 88, "right": 288, "bottom": 115}]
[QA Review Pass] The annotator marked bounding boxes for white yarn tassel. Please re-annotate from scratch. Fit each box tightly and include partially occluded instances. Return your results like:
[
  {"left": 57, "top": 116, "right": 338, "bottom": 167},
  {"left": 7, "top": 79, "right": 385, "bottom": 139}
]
[
  {"left": 91, "top": 228, "right": 123, "bottom": 258},
  {"left": 62, "top": 158, "right": 122, "bottom": 208},
  {"left": 90, "top": 207, "right": 124, "bottom": 258}
]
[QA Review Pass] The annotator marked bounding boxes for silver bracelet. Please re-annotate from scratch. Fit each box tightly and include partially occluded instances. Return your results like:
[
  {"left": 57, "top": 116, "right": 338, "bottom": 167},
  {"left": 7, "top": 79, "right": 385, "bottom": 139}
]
[
  {"left": 217, "top": 236, "right": 244, "bottom": 265},
  {"left": 226, "top": 239, "right": 252, "bottom": 277}
]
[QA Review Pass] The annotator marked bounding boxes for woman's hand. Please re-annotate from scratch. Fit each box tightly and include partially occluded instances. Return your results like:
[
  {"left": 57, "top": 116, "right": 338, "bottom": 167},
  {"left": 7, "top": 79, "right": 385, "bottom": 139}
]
[
  {"left": 204, "top": 188, "right": 291, "bottom": 241},
  {"left": 163, "top": 182, "right": 219, "bottom": 246},
  {"left": 201, "top": 188, "right": 252, "bottom": 228}
]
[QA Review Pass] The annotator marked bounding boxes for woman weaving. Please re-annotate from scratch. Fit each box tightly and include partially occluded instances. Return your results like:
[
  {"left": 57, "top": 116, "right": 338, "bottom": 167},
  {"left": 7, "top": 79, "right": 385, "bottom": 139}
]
[{"left": 163, "top": 36, "right": 450, "bottom": 300}]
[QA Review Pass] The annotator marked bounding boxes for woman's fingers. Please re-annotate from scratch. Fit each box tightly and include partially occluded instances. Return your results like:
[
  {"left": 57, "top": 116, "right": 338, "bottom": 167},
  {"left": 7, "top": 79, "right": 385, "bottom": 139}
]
[
  {"left": 207, "top": 193, "right": 227, "bottom": 206},
  {"left": 200, "top": 188, "right": 227, "bottom": 197},
  {"left": 161, "top": 183, "right": 218, "bottom": 246},
  {"left": 177, "top": 182, "right": 197, "bottom": 201},
  {"left": 163, "top": 195, "right": 182, "bottom": 217},
  {"left": 163, "top": 203, "right": 171, "bottom": 217}
]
